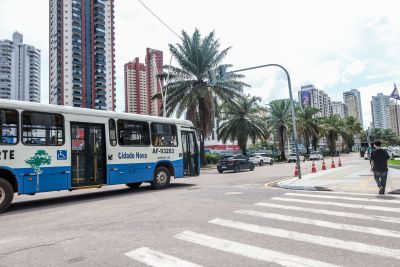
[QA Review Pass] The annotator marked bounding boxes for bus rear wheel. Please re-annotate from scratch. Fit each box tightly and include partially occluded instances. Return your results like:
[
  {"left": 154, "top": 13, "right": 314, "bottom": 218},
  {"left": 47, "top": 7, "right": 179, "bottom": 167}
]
[
  {"left": 151, "top": 166, "right": 170, "bottom": 190},
  {"left": 126, "top": 182, "right": 142, "bottom": 189},
  {"left": 0, "top": 178, "right": 14, "bottom": 213}
]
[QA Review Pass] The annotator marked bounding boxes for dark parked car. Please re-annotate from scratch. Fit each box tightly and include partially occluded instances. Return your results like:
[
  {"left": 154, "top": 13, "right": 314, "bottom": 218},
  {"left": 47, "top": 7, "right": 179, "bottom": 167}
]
[{"left": 217, "top": 154, "right": 255, "bottom": 173}]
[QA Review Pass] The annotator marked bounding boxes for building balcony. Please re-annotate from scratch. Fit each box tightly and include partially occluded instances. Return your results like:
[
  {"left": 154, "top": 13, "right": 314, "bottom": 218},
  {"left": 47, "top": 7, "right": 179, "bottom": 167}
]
[
  {"left": 73, "top": 92, "right": 82, "bottom": 98},
  {"left": 72, "top": 99, "right": 82, "bottom": 105}
]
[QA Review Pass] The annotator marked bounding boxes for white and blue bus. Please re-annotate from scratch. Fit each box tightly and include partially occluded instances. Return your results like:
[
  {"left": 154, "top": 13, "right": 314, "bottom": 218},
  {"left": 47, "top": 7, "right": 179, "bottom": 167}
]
[{"left": 0, "top": 99, "right": 200, "bottom": 212}]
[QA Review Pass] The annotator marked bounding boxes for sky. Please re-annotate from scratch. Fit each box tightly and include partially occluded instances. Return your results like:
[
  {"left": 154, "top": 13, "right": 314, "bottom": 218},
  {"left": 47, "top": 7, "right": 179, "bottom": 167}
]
[{"left": 0, "top": 0, "right": 399, "bottom": 128}]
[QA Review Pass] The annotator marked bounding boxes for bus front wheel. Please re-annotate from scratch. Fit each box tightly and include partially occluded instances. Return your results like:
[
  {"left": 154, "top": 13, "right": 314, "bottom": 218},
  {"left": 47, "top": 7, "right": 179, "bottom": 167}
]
[
  {"left": 126, "top": 182, "right": 142, "bottom": 189},
  {"left": 151, "top": 166, "right": 171, "bottom": 190},
  {"left": 0, "top": 178, "right": 14, "bottom": 213}
]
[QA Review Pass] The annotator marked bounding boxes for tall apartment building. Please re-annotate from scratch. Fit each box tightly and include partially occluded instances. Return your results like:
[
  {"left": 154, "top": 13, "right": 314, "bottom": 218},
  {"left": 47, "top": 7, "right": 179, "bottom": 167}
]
[
  {"left": 389, "top": 101, "right": 400, "bottom": 135},
  {"left": 298, "top": 84, "right": 332, "bottom": 117},
  {"left": 124, "top": 48, "right": 163, "bottom": 116},
  {"left": 49, "top": 0, "right": 115, "bottom": 110},
  {"left": 371, "top": 93, "right": 390, "bottom": 129},
  {"left": 331, "top": 101, "right": 348, "bottom": 118},
  {"left": 0, "top": 32, "right": 40, "bottom": 102},
  {"left": 124, "top": 58, "right": 147, "bottom": 114},
  {"left": 343, "top": 89, "right": 363, "bottom": 128},
  {"left": 145, "top": 48, "right": 163, "bottom": 116}
]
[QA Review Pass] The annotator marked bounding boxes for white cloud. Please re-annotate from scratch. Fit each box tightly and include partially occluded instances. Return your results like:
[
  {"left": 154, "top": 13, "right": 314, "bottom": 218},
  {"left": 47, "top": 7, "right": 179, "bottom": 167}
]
[{"left": 344, "top": 61, "right": 366, "bottom": 76}]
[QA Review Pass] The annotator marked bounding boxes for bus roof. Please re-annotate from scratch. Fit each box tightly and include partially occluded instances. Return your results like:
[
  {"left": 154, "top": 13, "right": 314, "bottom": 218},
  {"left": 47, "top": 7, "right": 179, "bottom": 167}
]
[{"left": 0, "top": 99, "right": 194, "bottom": 127}]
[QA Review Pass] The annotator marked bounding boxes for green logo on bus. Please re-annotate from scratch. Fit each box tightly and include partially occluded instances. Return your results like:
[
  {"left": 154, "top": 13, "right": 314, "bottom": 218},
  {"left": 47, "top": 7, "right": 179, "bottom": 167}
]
[{"left": 25, "top": 150, "right": 52, "bottom": 191}]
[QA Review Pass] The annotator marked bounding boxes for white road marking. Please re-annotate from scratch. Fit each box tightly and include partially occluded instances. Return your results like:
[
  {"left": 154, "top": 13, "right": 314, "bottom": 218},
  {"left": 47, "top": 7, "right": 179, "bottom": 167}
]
[
  {"left": 272, "top": 197, "right": 400, "bottom": 213},
  {"left": 174, "top": 231, "right": 339, "bottom": 267},
  {"left": 285, "top": 192, "right": 400, "bottom": 204},
  {"left": 255, "top": 202, "right": 400, "bottom": 224},
  {"left": 311, "top": 191, "right": 400, "bottom": 198},
  {"left": 224, "top": 192, "right": 243, "bottom": 195},
  {"left": 235, "top": 210, "right": 400, "bottom": 239},
  {"left": 125, "top": 247, "right": 202, "bottom": 267},
  {"left": 209, "top": 218, "right": 400, "bottom": 260}
]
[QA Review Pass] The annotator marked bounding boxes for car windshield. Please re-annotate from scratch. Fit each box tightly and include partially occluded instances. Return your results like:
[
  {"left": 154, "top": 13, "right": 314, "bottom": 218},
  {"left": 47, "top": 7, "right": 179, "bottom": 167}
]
[
  {"left": 289, "top": 154, "right": 296, "bottom": 156},
  {"left": 249, "top": 154, "right": 255, "bottom": 157},
  {"left": 311, "top": 152, "right": 318, "bottom": 155}
]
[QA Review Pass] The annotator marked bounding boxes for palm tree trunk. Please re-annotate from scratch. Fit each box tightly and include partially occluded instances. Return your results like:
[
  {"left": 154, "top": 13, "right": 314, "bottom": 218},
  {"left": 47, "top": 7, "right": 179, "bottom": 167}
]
[
  {"left": 305, "top": 132, "right": 310, "bottom": 154},
  {"left": 239, "top": 138, "right": 248, "bottom": 156},
  {"left": 280, "top": 127, "right": 286, "bottom": 161},
  {"left": 329, "top": 134, "right": 335, "bottom": 155},
  {"left": 200, "top": 129, "right": 207, "bottom": 167}
]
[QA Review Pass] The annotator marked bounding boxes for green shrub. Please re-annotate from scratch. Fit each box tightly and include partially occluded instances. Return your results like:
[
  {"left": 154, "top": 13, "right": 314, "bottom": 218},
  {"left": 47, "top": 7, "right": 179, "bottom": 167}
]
[{"left": 205, "top": 153, "right": 220, "bottom": 164}]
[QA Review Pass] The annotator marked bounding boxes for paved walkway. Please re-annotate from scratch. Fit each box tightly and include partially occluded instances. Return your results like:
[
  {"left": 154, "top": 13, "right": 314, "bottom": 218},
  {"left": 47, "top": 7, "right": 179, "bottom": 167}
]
[{"left": 277, "top": 159, "right": 400, "bottom": 194}]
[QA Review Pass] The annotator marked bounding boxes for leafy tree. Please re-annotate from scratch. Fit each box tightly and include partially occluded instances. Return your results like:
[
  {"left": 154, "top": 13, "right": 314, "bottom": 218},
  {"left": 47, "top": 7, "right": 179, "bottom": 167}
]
[
  {"left": 25, "top": 150, "right": 52, "bottom": 191},
  {"left": 267, "top": 99, "right": 292, "bottom": 160},
  {"left": 218, "top": 95, "right": 269, "bottom": 155},
  {"left": 162, "top": 29, "right": 248, "bottom": 165},
  {"left": 342, "top": 116, "right": 363, "bottom": 150},
  {"left": 319, "top": 115, "right": 346, "bottom": 154},
  {"left": 361, "top": 128, "right": 400, "bottom": 146},
  {"left": 296, "top": 106, "right": 320, "bottom": 154}
]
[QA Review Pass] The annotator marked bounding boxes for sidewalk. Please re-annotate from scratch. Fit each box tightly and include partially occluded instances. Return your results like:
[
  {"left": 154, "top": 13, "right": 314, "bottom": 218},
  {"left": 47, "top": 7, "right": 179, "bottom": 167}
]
[{"left": 277, "top": 159, "right": 400, "bottom": 194}]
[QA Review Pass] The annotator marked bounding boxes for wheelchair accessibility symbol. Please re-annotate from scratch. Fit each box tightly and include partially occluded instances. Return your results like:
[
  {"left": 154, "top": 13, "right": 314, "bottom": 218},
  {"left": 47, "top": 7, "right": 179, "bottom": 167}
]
[{"left": 57, "top": 150, "right": 67, "bottom": 160}]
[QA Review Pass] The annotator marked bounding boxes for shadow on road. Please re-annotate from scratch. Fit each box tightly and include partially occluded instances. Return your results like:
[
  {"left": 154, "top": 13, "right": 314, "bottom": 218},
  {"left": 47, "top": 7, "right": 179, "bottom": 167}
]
[{"left": 3, "top": 183, "right": 196, "bottom": 215}]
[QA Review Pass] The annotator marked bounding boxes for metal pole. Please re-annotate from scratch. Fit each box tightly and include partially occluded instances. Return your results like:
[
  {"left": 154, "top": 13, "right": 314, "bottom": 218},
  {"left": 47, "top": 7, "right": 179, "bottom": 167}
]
[
  {"left": 396, "top": 99, "right": 399, "bottom": 136},
  {"left": 163, "top": 53, "right": 173, "bottom": 117},
  {"left": 228, "top": 64, "right": 302, "bottom": 179}
]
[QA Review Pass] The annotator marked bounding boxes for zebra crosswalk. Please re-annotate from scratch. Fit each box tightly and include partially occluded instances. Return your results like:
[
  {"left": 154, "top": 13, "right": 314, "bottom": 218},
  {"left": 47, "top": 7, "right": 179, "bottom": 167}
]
[{"left": 125, "top": 191, "right": 400, "bottom": 266}]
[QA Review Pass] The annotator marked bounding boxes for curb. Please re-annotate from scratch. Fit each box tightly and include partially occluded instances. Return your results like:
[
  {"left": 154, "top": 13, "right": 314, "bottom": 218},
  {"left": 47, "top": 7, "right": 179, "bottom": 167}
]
[
  {"left": 265, "top": 178, "right": 332, "bottom": 191},
  {"left": 278, "top": 184, "right": 332, "bottom": 191}
]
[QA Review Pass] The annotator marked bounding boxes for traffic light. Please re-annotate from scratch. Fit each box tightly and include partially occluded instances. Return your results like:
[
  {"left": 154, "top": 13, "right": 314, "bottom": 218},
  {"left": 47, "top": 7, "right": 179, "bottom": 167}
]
[
  {"left": 218, "top": 65, "right": 227, "bottom": 81},
  {"left": 207, "top": 69, "right": 217, "bottom": 86}
]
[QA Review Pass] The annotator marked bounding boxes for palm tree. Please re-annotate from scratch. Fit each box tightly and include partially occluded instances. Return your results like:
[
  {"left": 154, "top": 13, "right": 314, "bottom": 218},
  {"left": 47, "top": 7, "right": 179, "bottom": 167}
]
[
  {"left": 162, "top": 29, "right": 248, "bottom": 165},
  {"left": 342, "top": 116, "right": 363, "bottom": 150},
  {"left": 296, "top": 106, "right": 320, "bottom": 154},
  {"left": 319, "top": 115, "right": 346, "bottom": 155},
  {"left": 218, "top": 95, "right": 269, "bottom": 155},
  {"left": 267, "top": 99, "right": 292, "bottom": 160}
]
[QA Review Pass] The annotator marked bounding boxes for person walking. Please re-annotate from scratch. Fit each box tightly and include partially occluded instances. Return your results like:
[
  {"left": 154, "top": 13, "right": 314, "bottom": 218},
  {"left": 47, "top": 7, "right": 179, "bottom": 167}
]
[{"left": 370, "top": 140, "right": 390, "bottom": 194}]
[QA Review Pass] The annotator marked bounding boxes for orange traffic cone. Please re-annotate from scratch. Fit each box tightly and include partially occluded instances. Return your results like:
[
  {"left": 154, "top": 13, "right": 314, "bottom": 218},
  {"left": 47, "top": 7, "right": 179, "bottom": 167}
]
[
  {"left": 294, "top": 165, "right": 299, "bottom": 176},
  {"left": 322, "top": 160, "right": 327, "bottom": 170},
  {"left": 338, "top": 157, "right": 342, "bottom": 167},
  {"left": 331, "top": 158, "right": 336, "bottom": 168},
  {"left": 311, "top": 161, "right": 317, "bottom": 173}
]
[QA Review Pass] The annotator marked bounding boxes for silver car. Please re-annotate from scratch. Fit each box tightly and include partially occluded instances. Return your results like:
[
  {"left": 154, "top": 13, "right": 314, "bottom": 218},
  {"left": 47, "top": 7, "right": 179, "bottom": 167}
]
[
  {"left": 287, "top": 153, "right": 305, "bottom": 163},
  {"left": 309, "top": 152, "right": 324, "bottom": 160},
  {"left": 249, "top": 153, "right": 273, "bottom": 166}
]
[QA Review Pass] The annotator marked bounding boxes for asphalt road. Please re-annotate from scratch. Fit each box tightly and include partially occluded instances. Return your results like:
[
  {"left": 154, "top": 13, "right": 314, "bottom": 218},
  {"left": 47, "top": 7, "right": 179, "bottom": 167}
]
[{"left": 1, "top": 154, "right": 399, "bottom": 266}]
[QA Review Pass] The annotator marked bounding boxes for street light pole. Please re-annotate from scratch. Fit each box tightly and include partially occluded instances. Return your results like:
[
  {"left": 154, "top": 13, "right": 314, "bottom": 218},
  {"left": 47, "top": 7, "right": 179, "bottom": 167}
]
[{"left": 227, "top": 64, "right": 302, "bottom": 179}]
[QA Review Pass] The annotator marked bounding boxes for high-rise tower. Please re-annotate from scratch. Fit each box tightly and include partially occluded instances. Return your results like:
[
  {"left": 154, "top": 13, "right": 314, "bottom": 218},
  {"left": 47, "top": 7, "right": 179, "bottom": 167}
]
[
  {"left": 0, "top": 32, "right": 40, "bottom": 102},
  {"left": 343, "top": 89, "right": 363, "bottom": 128},
  {"left": 49, "top": 0, "right": 115, "bottom": 110},
  {"left": 124, "top": 48, "right": 164, "bottom": 116}
]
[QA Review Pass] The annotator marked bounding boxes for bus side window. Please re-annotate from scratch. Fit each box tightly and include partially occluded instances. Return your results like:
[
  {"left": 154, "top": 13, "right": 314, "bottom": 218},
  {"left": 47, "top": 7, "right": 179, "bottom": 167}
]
[
  {"left": 117, "top": 120, "right": 150, "bottom": 146},
  {"left": 151, "top": 123, "right": 178, "bottom": 147},
  {"left": 22, "top": 111, "right": 64, "bottom": 146},
  {"left": 109, "top": 119, "right": 117, "bottom": 146},
  {"left": 0, "top": 109, "right": 18, "bottom": 145}
]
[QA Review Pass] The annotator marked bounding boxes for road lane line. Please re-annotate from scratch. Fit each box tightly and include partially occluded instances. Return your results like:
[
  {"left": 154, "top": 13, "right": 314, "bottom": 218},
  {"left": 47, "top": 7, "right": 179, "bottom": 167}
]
[
  {"left": 285, "top": 192, "right": 400, "bottom": 204},
  {"left": 308, "top": 191, "right": 400, "bottom": 198},
  {"left": 125, "top": 247, "right": 202, "bottom": 267},
  {"left": 255, "top": 202, "right": 400, "bottom": 224},
  {"left": 209, "top": 218, "right": 400, "bottom": 260},
  {"left": 174, "top": 231, "right": 339, "bottom": 267},
  {"left": 272, "top": 197, "right": 400, "bottom": 213},
  {"left": 235, "top": 210, "right": 400, "bottom": 239}
]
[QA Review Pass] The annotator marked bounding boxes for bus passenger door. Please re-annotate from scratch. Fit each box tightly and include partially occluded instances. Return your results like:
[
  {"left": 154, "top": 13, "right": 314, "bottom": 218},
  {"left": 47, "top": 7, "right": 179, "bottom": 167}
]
[
  {"left": 71, "top": 123, "right": 106, "bottom": 187},
  {"left": 181, "top": 131, "right": 199, "bottom": 176}
]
